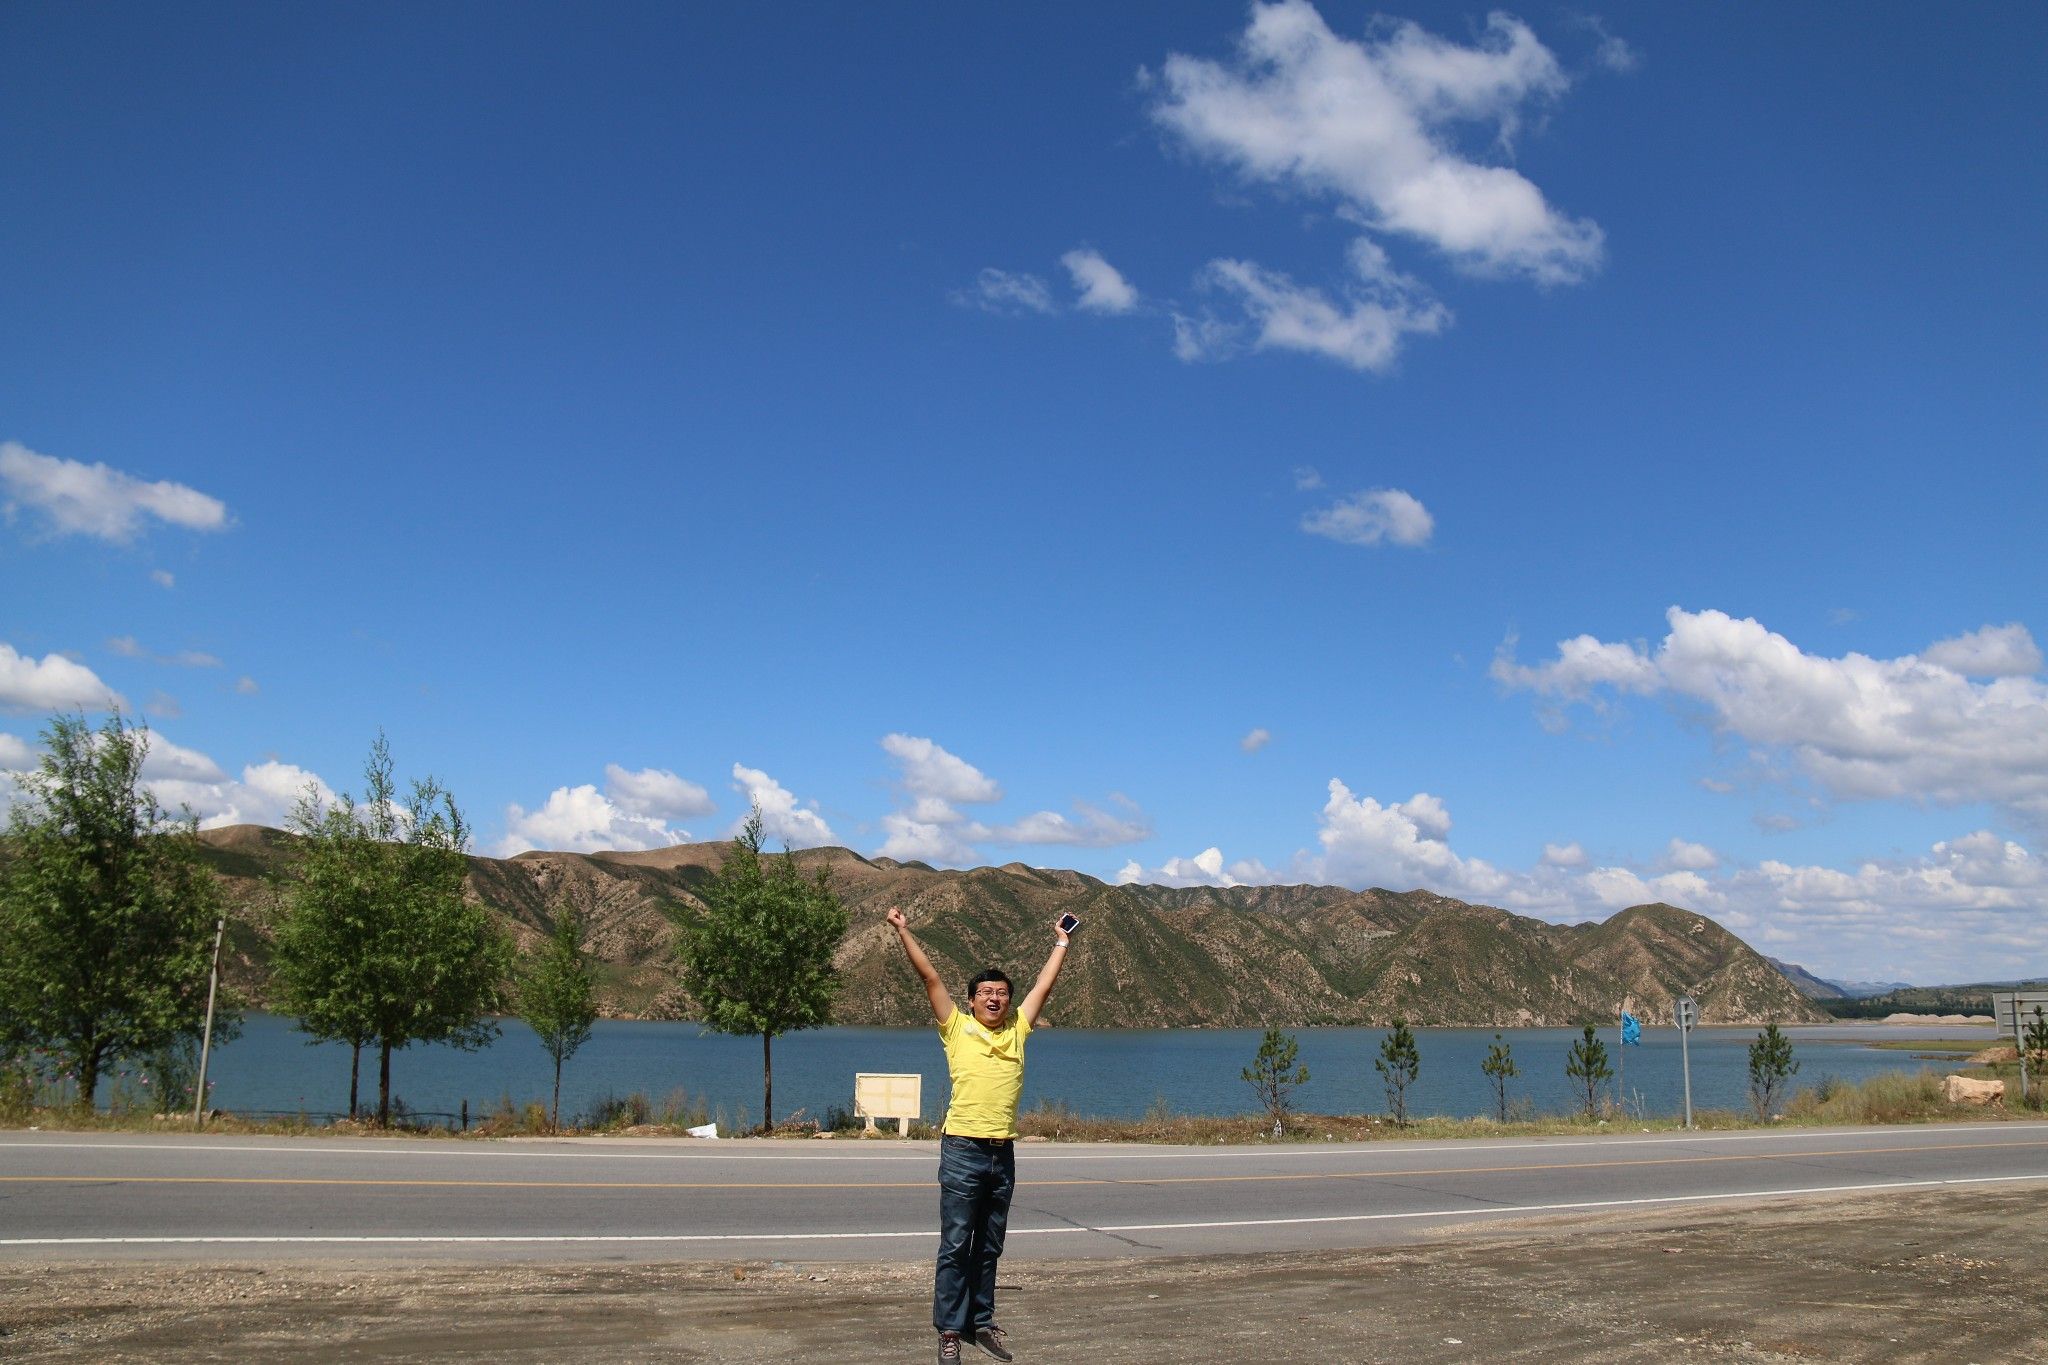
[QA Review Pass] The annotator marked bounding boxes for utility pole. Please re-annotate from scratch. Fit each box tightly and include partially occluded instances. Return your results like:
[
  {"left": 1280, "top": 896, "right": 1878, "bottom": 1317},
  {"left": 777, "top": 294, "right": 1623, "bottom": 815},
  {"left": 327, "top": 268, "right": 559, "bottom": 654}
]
[
  {"left": 192, "top": 917, "right": 225, "bottom": 1127},
  {"left": 1675, "top": 995, "right": 1698, "bottom": 1130}
]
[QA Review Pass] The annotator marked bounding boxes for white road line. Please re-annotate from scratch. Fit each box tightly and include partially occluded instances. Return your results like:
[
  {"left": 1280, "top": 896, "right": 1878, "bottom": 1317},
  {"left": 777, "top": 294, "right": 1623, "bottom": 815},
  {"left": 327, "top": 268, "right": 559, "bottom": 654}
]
[
  {"left": 2, "top": 1170, "right": 2042, "bottom": 1247},
  {"left": 0, "top": 1124, "right": 2032, "bottom": 1164}
]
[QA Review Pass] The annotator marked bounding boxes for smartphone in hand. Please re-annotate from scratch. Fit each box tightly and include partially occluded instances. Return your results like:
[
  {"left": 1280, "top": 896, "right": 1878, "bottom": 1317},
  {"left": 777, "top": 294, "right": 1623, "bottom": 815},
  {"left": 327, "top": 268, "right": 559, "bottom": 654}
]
[{"left": 1057, "top": 913, "right": 1080, "bottom": 935}]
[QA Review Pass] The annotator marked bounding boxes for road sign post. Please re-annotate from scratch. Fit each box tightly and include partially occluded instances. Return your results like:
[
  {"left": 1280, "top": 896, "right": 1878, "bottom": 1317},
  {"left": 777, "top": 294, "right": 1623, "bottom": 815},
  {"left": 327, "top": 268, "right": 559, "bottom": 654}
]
[{"left": 1675, "top": 995, "right": 1699, "bottom": 1129}]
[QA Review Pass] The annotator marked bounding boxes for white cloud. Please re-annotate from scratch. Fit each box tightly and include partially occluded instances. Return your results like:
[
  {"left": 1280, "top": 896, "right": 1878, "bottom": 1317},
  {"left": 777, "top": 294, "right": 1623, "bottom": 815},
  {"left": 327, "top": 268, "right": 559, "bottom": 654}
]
[
  {"left": 991, "top": 800, "right": 1151, "bottom": 848},
  {"left": 1714, "top": 833, "right": 2045, "bottom": 980},
  {"left": 138, "top": 733, "right": 228, "bottom": 784},
  {"left": 498, "top": 783, "right": 690, "bottom": 857},
  {"left": 1061, "top": 248, "right": 1139, "bottom": 314},
  {"left": 1150, "top": 1, "right": 1601, "bottom": 285},
  {"left": 1310, "top": 779, "right": 1511, "bottom": 899},
  {"left": 0, "top": 728, "right": 326, "bottom": 829},
  {"left": 731, "top": 763, "right": 836, "bottom": 848},
  {"left": 1275, "top": 775, "right": 2047, "bottom": 978},
  {"left": 150, "top": 569, "right": 176, "bottom": 589},
  {"left": 959, "top": 268, "right": 1054, "bottom": 315},
  {"left": 874, "top": 734, "right": 1003, "bottom": 863},
  {"left": 1495, "top": 607, "right": 2048, "bottom": 827},
  {"left": 1302, "top": 486, "right": 1434, "bottom": 548},
  {"left": 872, "top": 736, "right": 1146, "bottom": 862},
  {"left": 1661, "top": 838, "right": 1719, "bottom": 872},
  {"left": 1116, "top": 846, "right": 1279, "bottom": 888},
  {"left": 149, "top": 745, "right": 336, "bottom": 830},
  {"left": 881, "top": 734, "right": 1002, "bottom": 805},
  {"left": 230, "top": 761, "right": 337, "bottom": 825},
  {"left": 1575, "top": 15, "right": 1640, "bottom": 74},
  {"left": 1292, "top": 466, "right": 1324, "bottom": 491},
  {"left": 0, "top": 642, "right": 125, "bottom": 713},
  {"left": 234, "top": 676, "right": 260, "bottom": 696},
  {"left": 1923, "top": 623, "right": 2041, "bottom": 678},
  {"left": 1, "top": 442, "right": 229, "bottom": 542},
  {"left": 1241, "top": 727, "right": 1272, "bottom": 753},
  {"left": 877, "top": 810, "right": 984, "bottom": 866},
  {"left": 1169, "top": 308, "right": 1240, "bottom": 363},
  {"left": 0, "top": 732, "right": 37, "bottom": 771},
  {"left": 145, "top": 691, "right": 181, "bottom": 720},
  {"left": 108, "top": 635, "right": 222, "bottom": 669},
  {"left": 1490, "top": 629, "right": 1660, "bottom": 700},
  {"left": 1202, "top": 248, "right": 1449, "bottom": 372},
  {"left": 603, "top": 763, "right": 714, "bottom": 820}
]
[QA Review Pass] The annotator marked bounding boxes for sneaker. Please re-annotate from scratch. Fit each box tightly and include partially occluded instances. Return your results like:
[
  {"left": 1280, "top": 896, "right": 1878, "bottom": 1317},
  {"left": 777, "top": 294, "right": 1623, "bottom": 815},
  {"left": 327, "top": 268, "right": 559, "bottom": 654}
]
[
  {"left": 939, "top": 1332, "right": 962, "bottom": 1363},
  {"left": 973, "top": 1325, "right": 1013, "bottom": 1362}
]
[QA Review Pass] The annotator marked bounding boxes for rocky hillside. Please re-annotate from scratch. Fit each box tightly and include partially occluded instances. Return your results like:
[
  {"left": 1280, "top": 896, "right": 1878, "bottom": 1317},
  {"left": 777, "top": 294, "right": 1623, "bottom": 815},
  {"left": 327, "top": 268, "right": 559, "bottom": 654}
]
[
  {"left": 196, "top": 826, "right": 1827, "bottom": 1028},
  {"left": 1767, "top": 957, "right": 1845, "bottom": 999}
]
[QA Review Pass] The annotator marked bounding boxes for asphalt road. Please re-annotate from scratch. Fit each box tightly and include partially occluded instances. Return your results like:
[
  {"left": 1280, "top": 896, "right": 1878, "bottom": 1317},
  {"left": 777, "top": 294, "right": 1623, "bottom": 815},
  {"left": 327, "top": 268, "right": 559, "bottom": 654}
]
[{"left": 2, "top": 1122, "right": 2044, "bottom": 1263}]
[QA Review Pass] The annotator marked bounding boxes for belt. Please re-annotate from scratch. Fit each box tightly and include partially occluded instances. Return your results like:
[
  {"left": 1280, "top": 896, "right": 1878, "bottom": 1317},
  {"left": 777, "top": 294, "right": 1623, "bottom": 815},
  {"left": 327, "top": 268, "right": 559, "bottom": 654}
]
[{"left": 944, "top": 1134, "right": 1012, "bottom": 1147}]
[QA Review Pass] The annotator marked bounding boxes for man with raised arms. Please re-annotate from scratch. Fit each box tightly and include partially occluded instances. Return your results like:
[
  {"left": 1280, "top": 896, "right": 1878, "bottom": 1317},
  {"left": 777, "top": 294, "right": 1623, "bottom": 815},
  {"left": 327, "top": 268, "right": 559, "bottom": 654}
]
[{"left": 886, "top": 905, "right": 1075, "bottom": 1364}]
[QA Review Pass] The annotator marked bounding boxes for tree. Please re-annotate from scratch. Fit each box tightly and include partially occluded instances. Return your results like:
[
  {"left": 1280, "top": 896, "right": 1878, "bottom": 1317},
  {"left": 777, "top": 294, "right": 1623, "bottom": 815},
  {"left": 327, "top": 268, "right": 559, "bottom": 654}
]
[
  {"left": 272, "top": 788, "right": 380, "bottom": 1117},
  {"left": 679, "top": 809, "right": 847, "bottom": 1131},
  {"left": 272, "top": 737, "right": 510, "bottom": 1125},
  {"left": 1565, "top": 1023, "right": 1612, "bottom": 1118},
  {"left": 2025, "top": 1005, "right": 2048, "bottom": 1079},
  {"left": 1374, "top": 1018, "right": 1421, "bottom": 1126},
  {"left": 518, "top": 904, "right": 598, "bottom": 1132},
  {"left": 0, "top": 713, "right": 231, "bottom": 1110},
  {"left": 1242, "top": 1027, "right": 1308, "bottom": 1135},
  {"left": 1480, "top": 1033, "right": 1519, "bottom": 1123},
  {"left": 1747, "top": 1023, "right": 1799, "bottom": 1120}
]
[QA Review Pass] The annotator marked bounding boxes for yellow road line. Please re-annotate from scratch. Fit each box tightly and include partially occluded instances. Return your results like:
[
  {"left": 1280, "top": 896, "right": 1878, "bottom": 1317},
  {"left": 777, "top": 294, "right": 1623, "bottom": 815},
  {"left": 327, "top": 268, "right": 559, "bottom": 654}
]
[{"left": 4, "top": 1138, "right": 2044, "bottom": 1192}]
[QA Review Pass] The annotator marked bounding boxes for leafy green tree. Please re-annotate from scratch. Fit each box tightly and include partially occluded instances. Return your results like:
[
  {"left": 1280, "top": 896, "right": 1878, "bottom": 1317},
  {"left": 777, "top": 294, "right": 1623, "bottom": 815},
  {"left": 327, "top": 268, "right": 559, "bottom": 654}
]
[
  {"left": 1565, "top": 1023, "right": 1612, "bottom": 1118},
  {"left": 1374, "top": 1018, "right": 1421, "bottom": 1126},
  {"left": 1747, "top": 1023, "right": 1799, "bottom": 1120},
  {"left": 679, "top": 809, "right": 848, "bottom": 1130},
  {"left": 273, "top": 788, "right": 380, "bottom": 1116},
  {"left": 1242, "top": 1027, "right": 1308, "bottom": 1135},
  {"left": 518, "top": 904, "right": 598, "bottom": 1132},
  {"left": 1481, "top": 1033, "right": 1519, "bottom": 1123},
  {"left": 0, "top": 713, "right": 232, "bottom": 1110},
  {"left": 273, "top": 737, "right": 510, "bottom": 1125}
]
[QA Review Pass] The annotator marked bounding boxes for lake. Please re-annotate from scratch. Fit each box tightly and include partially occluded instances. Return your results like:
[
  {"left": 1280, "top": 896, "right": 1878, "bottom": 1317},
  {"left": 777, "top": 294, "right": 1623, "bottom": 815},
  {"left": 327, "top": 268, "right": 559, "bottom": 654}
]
[{"left": 194, "top": 1014, "right": 1988, "bottom": 1127}]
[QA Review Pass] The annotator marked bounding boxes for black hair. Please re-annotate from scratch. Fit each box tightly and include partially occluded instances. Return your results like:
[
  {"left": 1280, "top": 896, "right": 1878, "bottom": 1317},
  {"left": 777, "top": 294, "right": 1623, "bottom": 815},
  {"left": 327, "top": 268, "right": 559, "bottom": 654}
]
[{"left": 967, "top": 969, "right": 1013, "bottom": 997}]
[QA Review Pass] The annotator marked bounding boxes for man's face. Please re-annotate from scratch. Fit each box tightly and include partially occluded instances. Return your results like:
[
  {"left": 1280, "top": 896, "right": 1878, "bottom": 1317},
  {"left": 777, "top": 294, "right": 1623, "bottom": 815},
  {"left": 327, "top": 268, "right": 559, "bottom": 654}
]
[{"left": 970, "top": 980, "right": 1011, "bottom": 1026}]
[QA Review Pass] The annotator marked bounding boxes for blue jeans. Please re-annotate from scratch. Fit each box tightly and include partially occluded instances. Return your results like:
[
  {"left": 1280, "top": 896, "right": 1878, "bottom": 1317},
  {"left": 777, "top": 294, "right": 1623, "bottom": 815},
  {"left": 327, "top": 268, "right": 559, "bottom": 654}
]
[{"left": 934, "top": 1135, "right": 1015, "bottom": 1335}]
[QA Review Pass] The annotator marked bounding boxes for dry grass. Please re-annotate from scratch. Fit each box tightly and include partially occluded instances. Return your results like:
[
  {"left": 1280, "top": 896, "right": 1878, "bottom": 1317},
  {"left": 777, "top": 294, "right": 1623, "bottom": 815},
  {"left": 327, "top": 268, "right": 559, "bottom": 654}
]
[{"left": 7, "top": 1069, "right": 2042, "bottom": 1143}]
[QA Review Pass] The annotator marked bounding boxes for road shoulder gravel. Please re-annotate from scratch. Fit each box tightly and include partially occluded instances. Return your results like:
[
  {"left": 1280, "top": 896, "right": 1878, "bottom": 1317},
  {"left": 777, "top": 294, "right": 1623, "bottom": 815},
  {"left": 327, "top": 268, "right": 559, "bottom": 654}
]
[{"left": 0, "top": 1184, "right": 2040, "bottom": 1363}]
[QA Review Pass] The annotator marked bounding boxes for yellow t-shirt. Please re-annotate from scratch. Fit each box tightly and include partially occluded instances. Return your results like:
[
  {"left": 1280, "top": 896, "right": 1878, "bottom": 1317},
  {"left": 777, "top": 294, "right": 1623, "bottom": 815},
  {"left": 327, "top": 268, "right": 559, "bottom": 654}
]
[{"left": 938, "top": 1008, "right": 1033, "bottom": 1138}]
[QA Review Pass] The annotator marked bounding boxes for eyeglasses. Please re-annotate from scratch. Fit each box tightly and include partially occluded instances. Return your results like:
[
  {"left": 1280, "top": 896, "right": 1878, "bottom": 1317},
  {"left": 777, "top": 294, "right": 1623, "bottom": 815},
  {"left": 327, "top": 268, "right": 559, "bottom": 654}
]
[{"left": 972, "top": 988, "right": 1011, "bottom": 1000}]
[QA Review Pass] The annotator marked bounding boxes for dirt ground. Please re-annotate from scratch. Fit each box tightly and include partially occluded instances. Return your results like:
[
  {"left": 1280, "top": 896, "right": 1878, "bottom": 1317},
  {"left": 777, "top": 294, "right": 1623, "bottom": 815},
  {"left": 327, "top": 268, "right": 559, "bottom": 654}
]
[{"left": 1, "top": 1185, "right": 2042, "bottom": 1364}]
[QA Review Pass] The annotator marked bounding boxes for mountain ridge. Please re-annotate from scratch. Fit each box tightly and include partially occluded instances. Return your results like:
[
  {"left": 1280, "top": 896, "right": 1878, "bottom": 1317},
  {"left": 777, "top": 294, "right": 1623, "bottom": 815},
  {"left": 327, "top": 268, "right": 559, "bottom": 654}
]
[{"left": 195, "top": 827, "right": 1828, "bottom": 1028}]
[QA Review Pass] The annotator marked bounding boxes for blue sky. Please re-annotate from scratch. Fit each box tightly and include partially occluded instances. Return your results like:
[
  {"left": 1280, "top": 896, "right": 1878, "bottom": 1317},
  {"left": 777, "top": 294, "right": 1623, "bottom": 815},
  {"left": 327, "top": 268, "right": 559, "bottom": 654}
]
[{"left": 2, "top": 2, "right": 2042, "bottom": 984}]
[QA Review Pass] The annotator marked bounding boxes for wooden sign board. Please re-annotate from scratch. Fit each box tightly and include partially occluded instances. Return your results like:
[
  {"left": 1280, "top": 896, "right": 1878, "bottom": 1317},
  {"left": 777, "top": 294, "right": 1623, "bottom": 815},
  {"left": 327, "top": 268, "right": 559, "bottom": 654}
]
[{"left": 854, "top": 1072, "right": 922, "bottom": 1136}]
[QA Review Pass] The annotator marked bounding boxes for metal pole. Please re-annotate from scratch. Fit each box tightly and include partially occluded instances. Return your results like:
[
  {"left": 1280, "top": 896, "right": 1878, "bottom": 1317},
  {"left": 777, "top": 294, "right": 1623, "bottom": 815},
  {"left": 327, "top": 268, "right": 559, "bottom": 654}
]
[
  {"left": 1679, "top": 1009, "right": 1694, "bottom": 1130},
  {"left": 192, "top": 917, "right": 225, "bottom": 1128},
  {"left": 2017, "top": 1005, "right": 2030, "bottom": 1108},
  {"left": 1616, "top": 1004, "right": 1625, "bottom": 1113}
]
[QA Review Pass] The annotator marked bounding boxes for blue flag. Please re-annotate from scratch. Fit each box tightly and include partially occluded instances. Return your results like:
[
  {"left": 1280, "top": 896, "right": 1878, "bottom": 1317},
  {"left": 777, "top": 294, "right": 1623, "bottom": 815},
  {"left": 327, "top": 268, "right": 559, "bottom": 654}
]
[{"left": 1621, "top": 1011, "right": 1642, "bottom": 1046}]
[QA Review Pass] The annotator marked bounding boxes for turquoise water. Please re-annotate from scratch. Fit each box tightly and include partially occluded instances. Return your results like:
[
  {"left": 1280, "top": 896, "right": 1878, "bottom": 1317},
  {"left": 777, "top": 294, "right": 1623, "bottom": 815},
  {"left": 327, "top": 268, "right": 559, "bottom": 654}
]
[{"left": 203, "top": 1014, "right": 1979, "bottom": 1126}]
